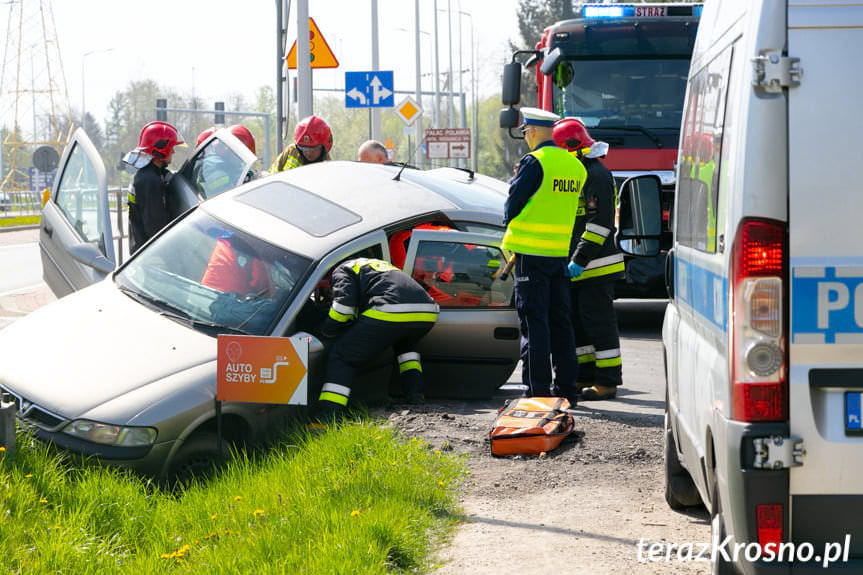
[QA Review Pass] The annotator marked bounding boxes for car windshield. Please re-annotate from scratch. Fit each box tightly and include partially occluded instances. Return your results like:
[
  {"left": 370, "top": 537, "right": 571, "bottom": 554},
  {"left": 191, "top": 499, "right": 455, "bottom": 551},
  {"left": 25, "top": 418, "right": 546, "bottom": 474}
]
[
  {"left": 552, "top": 58, "right": 690, "bottom": 130},
  {"left": 115, "top": 210, "right": 311, "bottom": 336}
]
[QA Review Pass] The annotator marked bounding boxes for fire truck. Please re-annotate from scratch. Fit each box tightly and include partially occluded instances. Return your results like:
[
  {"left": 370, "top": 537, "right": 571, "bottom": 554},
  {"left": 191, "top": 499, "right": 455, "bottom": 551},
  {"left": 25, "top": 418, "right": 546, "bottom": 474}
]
[{"left": 500, "top": 3, "right": 702, "bottom": 297}]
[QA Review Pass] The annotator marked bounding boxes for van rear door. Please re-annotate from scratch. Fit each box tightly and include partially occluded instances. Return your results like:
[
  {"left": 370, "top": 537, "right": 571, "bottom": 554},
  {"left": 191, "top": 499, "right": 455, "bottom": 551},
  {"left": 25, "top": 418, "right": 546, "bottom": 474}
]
[{"left": 787, "top": 0, "right": 863, "bottom": 551}]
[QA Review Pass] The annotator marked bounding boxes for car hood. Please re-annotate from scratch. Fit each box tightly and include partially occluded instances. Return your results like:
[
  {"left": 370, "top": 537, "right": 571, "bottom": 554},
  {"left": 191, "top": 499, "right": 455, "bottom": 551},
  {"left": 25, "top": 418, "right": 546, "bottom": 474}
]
[{"left": 0, "top": 279, "right": 216, "bottom": 418}]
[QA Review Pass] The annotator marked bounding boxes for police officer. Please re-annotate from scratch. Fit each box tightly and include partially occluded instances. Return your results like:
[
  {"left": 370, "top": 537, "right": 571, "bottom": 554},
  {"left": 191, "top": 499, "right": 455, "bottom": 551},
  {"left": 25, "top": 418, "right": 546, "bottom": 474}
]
[
  {"left": 502, "top": 108, "right": 586, "bottom": 405},
  {"left": 314, "top": 258, "right": 440, "bottom": 423},
  {"left": 125, "top": 121, "right": 184, "bottom": 254},
  {"left": 270, "top": 115, "right": 333, "bottom": 173},
  {"left": 553, "top": 118, "right": 625, "bottom": 400}
]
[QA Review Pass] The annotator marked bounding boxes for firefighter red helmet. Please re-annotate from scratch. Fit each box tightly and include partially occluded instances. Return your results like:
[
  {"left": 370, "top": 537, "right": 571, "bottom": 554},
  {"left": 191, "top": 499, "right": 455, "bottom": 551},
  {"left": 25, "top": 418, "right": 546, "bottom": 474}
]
[
  {"left": 196, "top": 127, "right": 217, "bottom": 147},
  {"left": 294, "top": 115, "right": 333, "bottom": 153},
  {"left": 552, "top": 117, "right": 595, "bottom": 153},
  {"left": 228, "top": 124, "right": 256, "bottom": 155},
  {"left": 136, "top": 121, "right": 184, "bottom": 159}
]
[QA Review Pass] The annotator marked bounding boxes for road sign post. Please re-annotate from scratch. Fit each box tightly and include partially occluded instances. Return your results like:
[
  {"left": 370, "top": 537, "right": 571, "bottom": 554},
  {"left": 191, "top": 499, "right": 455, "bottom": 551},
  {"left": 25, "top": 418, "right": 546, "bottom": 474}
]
[
  {"left": 345, "top": 71, "right": 395, "bottom": 109},
  {"left": 424, "top": 128, "right": 471, "bottom": 160}
]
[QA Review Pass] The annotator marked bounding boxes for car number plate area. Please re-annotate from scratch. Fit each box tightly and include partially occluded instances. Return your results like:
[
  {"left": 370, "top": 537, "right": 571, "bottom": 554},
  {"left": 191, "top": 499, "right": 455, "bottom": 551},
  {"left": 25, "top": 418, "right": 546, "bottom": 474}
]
[{"left": 845, "top": 392, "right": 863, "bottom": 435}]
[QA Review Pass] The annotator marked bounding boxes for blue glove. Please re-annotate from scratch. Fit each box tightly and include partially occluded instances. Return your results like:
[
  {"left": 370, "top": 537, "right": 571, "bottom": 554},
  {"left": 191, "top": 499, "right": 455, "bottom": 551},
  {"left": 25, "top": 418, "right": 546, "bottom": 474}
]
[{"left": 567, "top": 262, "right": 584, "bottom": 279}]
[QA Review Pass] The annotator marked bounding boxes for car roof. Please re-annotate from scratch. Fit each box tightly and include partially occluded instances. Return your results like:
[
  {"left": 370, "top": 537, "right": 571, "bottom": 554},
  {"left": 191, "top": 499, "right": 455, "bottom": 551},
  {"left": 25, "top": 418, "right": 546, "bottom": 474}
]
[{"left": 201, "top": 161, "right": 506, "bottom": 258}]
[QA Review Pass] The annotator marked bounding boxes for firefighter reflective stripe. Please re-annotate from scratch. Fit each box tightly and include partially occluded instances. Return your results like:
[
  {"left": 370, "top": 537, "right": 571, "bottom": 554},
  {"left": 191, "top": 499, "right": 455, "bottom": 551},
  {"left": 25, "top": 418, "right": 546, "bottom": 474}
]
[
  {"left": 319, "top": 382, "right": 351, "bottom": 406},
  {"left": 571, "top": 253, "right": 626, "bottom": 282},
  {"left": 576, "top": 344, "right": 596, "bottom": 364},
  {"left": 397, "top": 352, "right": 421, "bottom": 364},
  {"left": 583, "top": 223, "right": 610, "bottom": 246},
  {"left": 595, "top": 348, "right": 622, "bottom": 368},
  {"left": 374, "top": 303, "right": 439, "bottom": 314},
  {"left": 329, "top": 301, "right": 356, "bottom": 322},
  {"left": 328, "top": 308, "right": 353, "bottom": 323},
  {"left": 362, "top": 309, "right": 438, "bottom": 323}
]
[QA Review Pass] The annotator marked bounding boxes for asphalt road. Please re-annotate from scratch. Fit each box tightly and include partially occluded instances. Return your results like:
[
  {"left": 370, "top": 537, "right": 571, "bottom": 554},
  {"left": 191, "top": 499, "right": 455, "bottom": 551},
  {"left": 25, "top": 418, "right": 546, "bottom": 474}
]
[{"left": 0, "top": 240, "right": 42, "bottom": 295}]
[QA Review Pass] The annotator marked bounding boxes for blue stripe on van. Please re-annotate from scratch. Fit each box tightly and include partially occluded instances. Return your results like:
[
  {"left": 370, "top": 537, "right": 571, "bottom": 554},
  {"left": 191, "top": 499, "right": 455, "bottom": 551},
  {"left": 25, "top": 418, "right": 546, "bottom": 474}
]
[
  {"left": 676, "top": 258, "right": 727, "bottom": 332},
  {"left": 792, "top": 265, "right": 863, "bottom": 344}
]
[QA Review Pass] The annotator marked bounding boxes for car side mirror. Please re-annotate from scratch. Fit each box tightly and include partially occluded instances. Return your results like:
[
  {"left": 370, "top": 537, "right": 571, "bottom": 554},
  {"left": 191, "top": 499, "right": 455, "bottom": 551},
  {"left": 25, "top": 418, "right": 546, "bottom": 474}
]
[
  {"left": 502, "top": 61, "right": 522, "bottom": 106},
  {"left": 68, "top": 243, "right": 114, "bottom": 274},
  {"left": 499, "top": 107, "right": 520, "bottom": 129},
  {"left": 539, "top": 47, "right": 562, "bottom": 76},
  {"left": 616, "top": 174, "right": 663, "bottom": 257}
]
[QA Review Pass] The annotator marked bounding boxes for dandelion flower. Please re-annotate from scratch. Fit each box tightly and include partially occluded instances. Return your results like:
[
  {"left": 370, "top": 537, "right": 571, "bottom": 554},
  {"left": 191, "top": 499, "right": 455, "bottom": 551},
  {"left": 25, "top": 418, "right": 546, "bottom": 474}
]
[
  {"left": 24, "top": 473, "right": 32, "bottom": 478},
  {"left": 0, "top": 446, "right": 6, "bottom": 452},
  {"left": 209, "top": 514, "right": 217, "bottom": 521},
  {"left": 253, "top": 509, "right": 265, "bottom": 518},
  {"left": 434, "top": 450, "right": 442, "bottom": 456},
  {"left": 350, "top": 509, "right": 361, "bottom": 517},
  {"left": 233, "top": 496, "right": 243, "bottom": 502},
  {"left": 38, "top": 498, "right": 48, "bottom": 504}
]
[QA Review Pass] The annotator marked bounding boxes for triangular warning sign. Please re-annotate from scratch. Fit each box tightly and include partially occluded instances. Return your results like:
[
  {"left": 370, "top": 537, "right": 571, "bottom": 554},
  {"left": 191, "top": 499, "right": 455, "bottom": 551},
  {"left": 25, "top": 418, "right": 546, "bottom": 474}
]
[{"left": 286, "top": 17, "right": 340, "bottom": 69}]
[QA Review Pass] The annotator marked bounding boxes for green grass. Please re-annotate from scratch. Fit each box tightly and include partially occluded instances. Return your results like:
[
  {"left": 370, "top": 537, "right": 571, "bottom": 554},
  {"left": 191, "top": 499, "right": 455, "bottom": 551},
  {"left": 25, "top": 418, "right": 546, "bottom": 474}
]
[
  {"left": 0, "top": 215, "right": 40, "bottom": 228},
  {"left": 0, "top": 422, "right": 464, "bottom": 574}
]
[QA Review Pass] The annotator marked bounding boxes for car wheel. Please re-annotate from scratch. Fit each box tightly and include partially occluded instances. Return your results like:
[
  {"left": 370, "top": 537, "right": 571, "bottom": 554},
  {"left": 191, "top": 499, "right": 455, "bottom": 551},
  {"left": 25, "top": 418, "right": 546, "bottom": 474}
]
[
  {"left": 169, "top": 432, "right": 229, "bottom": 485},
  {"left": 711, "top": 479, "right": 738, "bottom": 575},
  {"left": 664, "top": 408, "right": 702, "bottom": 509}
]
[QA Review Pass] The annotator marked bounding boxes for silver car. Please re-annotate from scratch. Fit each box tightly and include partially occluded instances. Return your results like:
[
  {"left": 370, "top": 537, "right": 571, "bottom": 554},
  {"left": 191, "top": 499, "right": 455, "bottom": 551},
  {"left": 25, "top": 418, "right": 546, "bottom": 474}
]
[{"left": 0, "top": 129, "right": 519, "bottom": 478}]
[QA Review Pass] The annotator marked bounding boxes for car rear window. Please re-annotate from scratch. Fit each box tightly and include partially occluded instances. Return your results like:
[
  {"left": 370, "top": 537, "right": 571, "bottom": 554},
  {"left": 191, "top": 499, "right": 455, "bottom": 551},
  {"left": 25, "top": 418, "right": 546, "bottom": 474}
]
[{"left": 237, "top": 181, "right": 362, "bottom": 237}]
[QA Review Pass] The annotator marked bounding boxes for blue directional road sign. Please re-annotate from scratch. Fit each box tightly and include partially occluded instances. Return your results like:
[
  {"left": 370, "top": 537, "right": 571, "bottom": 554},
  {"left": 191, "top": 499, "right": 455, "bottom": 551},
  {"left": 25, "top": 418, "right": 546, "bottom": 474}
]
[{"left": 345, "top": 71, "right": 394, "bottom": 108}]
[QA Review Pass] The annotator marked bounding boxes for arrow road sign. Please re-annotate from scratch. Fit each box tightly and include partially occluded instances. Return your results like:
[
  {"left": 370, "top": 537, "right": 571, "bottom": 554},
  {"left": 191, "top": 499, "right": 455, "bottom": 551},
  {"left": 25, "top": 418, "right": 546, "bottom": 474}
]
[{"left": 345, "top": 71, "right": 395, "bottom": 108}]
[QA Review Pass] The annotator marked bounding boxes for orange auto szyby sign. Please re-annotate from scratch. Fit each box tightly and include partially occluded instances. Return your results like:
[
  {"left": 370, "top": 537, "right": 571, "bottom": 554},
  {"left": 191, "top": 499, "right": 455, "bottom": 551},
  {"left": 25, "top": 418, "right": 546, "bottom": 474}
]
[{"left": 216, "top": 335, "right": 309, "bottom": 405}]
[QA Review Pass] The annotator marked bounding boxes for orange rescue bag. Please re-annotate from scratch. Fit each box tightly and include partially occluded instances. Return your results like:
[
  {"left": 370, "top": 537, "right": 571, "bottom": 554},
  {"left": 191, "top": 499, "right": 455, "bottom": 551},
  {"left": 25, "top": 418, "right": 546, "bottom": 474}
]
[{"left": 489, "top": 397, "right": 574, "bottom": 457}]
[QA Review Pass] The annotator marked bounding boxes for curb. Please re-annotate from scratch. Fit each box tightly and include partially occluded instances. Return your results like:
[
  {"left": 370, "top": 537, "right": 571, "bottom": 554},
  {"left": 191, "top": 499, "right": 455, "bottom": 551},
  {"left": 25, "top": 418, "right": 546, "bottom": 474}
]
[{"left": 0, "top": 224, "right": 40, "bottom": 233}]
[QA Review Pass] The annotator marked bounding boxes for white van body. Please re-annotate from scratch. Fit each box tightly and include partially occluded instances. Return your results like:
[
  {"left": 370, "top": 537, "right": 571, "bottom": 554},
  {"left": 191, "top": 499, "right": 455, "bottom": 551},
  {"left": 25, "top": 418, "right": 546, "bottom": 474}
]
[{"left": 662, "top": 0, "right": 863, "bottom": 573}]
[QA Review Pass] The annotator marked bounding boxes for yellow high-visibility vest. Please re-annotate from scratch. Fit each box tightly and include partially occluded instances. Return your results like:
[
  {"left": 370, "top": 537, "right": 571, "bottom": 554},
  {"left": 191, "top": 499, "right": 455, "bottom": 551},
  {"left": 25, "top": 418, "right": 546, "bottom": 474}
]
[{"left": 502, "top": 146, "right": 586, "bottom": 257}]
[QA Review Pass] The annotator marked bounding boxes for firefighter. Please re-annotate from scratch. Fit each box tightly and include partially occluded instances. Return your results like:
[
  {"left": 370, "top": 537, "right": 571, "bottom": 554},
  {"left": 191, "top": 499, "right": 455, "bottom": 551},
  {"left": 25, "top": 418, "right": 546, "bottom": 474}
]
[
  {"left": 314, "top": 258, "right": 440, "bottom": 423},
  {"left": 502, "top": 108, "right": 586, "bottom": 404},
  {"left": 553, "top": 117, "right": 625, "bottom": 400},
  {"left": 125, "top": 121, "right": 184, "bottom": 255},
  {"left": 270, "top": 115, "right": 333, "bottom": 173}
]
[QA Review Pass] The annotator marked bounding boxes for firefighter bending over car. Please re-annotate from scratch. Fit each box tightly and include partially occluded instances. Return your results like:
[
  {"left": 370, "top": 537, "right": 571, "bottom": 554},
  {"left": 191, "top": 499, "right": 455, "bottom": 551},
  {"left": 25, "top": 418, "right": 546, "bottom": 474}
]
[
  {"left": 502, "top": 108, "right": 586, "bottom": 406},
  {"left": 553, "top": 118, "right": 624, "bottom": 400},
  {"left": 313, "top": 258, "right": 440, "bottom": 424},
  {"left": 124, "top": 121, "right": 185, "bottom": 255},
  {"left": 270, "top": 115, "right": 333, "bottom": 172}
]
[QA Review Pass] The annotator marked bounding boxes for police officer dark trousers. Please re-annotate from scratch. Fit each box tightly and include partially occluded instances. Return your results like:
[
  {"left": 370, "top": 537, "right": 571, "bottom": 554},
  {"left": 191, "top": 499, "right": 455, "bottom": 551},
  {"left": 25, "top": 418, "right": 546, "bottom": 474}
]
[
  {"left": 552, "top": 118, "right": 624, "bottom": 400},
  {"left": 315, "top": 258, "right": 439, "bottom": 423},
  {"left": 502, "top": 108, "right": 586, "bottom": 405}
]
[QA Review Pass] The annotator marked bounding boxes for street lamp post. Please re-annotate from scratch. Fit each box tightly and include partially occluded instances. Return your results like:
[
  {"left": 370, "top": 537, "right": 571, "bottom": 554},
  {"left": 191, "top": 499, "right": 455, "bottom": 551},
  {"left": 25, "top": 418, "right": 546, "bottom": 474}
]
[
  {"left": 81, "top": 47, "right": 114, "bottom": 127},
  {"left": 457, "top": 9, "right": 477, "bottom": 172}
]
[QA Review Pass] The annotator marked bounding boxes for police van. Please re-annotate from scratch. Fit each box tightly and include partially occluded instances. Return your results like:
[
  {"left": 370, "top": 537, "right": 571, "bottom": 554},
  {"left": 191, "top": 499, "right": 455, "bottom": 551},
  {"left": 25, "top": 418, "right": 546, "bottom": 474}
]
[{"left": 617, "top": 0, "right": 863, "bottom": 572}]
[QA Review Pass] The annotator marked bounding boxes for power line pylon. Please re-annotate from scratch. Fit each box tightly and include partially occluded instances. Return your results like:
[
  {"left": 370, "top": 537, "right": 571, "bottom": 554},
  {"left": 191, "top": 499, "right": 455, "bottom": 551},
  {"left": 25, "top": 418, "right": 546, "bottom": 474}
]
[{"left": 0, "top": 0, "right": 72, "bottom": 192}]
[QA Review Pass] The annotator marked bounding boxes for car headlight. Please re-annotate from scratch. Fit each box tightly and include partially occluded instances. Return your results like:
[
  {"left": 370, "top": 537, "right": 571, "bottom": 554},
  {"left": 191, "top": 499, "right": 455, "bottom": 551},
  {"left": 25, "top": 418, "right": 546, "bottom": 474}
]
[{"left": 62, "top": 420, "right": 157, "bottom": 447}]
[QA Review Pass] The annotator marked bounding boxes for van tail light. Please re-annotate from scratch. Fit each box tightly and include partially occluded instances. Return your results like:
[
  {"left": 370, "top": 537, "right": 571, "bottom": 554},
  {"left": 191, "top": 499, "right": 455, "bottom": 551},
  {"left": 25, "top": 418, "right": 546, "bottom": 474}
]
[
  {"left": 731, "top": 218, "right": 787, "bottom": 422},
  {"left": 756, "top": 504, "right": 784, "bottom": 549}
]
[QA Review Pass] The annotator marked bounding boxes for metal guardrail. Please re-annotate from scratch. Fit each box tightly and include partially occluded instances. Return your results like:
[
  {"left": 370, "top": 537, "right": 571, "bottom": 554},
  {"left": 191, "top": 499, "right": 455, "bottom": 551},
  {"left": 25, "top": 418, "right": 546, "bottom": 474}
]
[{"left": 0, "top": 190, "right": 43, "bottom": 217}]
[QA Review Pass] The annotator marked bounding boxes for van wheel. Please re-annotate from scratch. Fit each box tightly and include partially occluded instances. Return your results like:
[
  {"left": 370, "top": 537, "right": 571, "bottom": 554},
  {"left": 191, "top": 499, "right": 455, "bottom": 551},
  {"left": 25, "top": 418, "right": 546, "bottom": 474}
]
[
  {"left": 664, "top": 409, "right": 702, "bottom": 509},
  {"left": 711, "top": 480, "right": 737, "bottom": 575},
  {"left": 169, "top": 432, "right": 229, "bottom": 485}
]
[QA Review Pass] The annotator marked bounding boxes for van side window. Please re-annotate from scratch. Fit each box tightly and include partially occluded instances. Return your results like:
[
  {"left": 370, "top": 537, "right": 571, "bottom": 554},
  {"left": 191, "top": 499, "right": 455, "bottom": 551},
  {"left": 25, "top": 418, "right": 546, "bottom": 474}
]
[{"left": 676, "top": 47, "right": 733, "bottom": 253}]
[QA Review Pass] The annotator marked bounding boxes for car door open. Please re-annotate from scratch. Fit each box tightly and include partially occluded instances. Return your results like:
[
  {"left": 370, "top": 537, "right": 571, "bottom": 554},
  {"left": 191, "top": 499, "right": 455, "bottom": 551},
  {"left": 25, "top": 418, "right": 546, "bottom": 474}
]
[
  {"left": 403, "top": 229, "right": 520, "bottom": 398},
  {"left": 167, "top": 129, "right": 259, "bottom": 220},
  {"left": 39, "top": 128, "right": 115, "bottom": 297}
]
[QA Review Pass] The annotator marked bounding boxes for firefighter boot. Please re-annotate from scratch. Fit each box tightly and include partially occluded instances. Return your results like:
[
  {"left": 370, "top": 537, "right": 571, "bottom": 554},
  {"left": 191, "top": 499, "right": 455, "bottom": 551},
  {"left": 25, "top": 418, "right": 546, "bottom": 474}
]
[{"left": 579, "top": 385, "right": 617, "bottom": 401}]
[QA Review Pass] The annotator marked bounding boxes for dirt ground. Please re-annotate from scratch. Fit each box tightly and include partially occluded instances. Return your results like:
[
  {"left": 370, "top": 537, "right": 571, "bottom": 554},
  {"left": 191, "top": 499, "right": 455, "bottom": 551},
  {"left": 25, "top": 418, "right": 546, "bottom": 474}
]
[{"left": 373, "top": 392, "right": 711, "bottom": 574}]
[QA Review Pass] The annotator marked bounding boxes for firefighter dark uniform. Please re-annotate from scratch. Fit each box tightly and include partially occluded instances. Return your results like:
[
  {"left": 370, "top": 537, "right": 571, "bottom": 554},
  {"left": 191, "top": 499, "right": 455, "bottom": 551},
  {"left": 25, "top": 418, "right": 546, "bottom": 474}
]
[
  {"left": 315, "top": 258, "right": 439, "bottom": 422},
  {"left": 568, "top": 152, "right": 625, "bottom": 398},
  {"left": 502, "top": 108, "right": 586, "bottom": 404},
  {"left": 128, "top": 162, "right": 171, "bottom": 255}
]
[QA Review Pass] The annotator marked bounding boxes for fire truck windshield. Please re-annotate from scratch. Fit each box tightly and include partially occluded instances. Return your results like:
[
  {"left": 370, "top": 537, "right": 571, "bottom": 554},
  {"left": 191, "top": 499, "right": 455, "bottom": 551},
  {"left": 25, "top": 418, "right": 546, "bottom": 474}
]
[{"left": 552, "top": 58, "right": 690, "bottom": 131}]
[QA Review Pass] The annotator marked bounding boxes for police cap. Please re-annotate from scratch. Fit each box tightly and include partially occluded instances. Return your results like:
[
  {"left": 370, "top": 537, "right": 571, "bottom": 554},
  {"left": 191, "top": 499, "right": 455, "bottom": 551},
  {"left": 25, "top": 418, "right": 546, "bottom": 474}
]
[{"left": 519, "top": 107, "right": 561, "bottom": 128}]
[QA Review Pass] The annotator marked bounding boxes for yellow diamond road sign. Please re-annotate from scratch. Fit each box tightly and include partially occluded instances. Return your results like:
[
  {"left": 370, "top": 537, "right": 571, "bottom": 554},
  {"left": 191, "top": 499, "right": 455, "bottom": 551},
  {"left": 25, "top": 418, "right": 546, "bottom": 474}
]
[{"left": 395, "top": 96, "right": 422, "bottom": 126}]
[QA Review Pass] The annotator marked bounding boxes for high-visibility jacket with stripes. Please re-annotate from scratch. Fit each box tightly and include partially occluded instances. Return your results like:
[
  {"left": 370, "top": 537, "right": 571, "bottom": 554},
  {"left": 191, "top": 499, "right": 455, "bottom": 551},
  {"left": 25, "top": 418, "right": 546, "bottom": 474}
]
[
  {"left": 569, "top": 156, "right": 625, "bottom": 285},
  {"left": 501, "top": 146, "right": 586, "bottom": 257},
  {"left": 269, "top": 144, "right": 329, "bottom": 173},
  {"left": 324, "top": 258, "right": 440, "bottom": 329}
]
